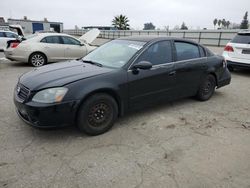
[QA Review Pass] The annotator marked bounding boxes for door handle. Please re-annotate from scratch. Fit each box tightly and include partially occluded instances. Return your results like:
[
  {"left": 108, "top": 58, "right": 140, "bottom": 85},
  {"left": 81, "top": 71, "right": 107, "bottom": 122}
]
[{"left": 169, "top": 71, "right": 176, "bottom": 76}]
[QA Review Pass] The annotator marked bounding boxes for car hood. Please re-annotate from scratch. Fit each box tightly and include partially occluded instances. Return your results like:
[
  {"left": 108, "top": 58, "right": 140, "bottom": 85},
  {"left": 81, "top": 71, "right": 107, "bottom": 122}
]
[{"left": 19, "top": 60, "right": 113, "bottom": 90}]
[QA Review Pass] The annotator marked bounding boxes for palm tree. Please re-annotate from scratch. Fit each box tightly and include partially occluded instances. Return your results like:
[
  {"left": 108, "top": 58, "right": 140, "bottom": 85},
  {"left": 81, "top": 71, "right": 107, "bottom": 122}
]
[
  {"left": 218, "top": 20, "right": 222, "bottom": 28},
  {"left": 222, "top": 19, "right": 227, "bottom": 28},
  {"left": 213, "top": 19, "right": 218, "bottom": 29},
  {"left": 226, "top": 21, "right": 231, "bottom": 29},
  {"left": 112, "top": 15, "right": 130, "bottom": 30}
]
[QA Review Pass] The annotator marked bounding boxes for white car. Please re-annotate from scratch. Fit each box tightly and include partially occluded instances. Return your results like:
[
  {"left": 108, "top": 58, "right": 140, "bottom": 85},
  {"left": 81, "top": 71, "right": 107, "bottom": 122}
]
[
  {"left": 223, "top": 30, "right": 250, "bottom": 70},
  {"left": 0, "top": 30, "right": 20, "bottom": 51},
  {"left": 4, "top": 29, "right": 100, "bottom": 67}
]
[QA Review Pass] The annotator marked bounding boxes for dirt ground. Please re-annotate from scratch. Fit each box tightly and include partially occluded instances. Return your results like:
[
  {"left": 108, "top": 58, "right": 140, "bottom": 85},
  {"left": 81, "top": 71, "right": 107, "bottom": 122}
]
[{"left": 0, "top": 42, "right": 250, "bottom": 188}]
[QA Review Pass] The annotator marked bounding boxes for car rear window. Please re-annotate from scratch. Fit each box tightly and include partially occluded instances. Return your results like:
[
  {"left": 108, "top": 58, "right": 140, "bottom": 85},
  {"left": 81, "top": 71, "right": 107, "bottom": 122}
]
[{"left": 231, "top": 33, "right": 250, "bottom": 44}]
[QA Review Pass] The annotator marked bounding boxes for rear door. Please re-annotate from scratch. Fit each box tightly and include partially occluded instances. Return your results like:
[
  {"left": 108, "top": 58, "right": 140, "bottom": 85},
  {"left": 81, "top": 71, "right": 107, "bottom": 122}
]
[
  {"left": 173, "top": 41, "right": 207, "bottom": 97},
  {"left": 40, "top": 36, "right": 65, "bottom": 61},
  {"left": 61, "top": 36, "right": 87, "bottom": 59},
  {"left": 230, "top": 33, "right": 250, "bottom": 60},
  {"left": 128, "top": 40, "right": 177, "bottom": 109}
]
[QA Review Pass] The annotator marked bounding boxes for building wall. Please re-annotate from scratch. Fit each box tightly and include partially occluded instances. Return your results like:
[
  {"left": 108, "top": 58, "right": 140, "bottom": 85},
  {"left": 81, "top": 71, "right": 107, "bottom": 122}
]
[{"left": 8, "top": 19, "right": 63, "bottom": 34}]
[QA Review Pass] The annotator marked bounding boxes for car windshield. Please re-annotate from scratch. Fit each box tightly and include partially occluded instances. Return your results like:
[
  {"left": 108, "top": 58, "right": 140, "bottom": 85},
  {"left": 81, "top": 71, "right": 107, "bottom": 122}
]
[
  {"left": 231, "top": 33, "right": 250, "bottom": 44},
  {"left": 82, "top": 40, "right": 146, "bottom": 68}
]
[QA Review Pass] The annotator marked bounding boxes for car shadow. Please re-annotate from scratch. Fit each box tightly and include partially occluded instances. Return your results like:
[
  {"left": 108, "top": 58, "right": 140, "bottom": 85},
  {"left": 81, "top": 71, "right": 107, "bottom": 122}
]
[{"left": 24, "top": 90, "right": 229, "bottom": 141}]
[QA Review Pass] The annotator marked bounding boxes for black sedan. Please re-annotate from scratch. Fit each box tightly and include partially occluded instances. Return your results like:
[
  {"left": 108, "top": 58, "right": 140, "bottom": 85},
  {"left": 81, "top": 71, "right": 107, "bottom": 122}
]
[{"left": 14, "top": 36, "right": 231, "bottom": 135}]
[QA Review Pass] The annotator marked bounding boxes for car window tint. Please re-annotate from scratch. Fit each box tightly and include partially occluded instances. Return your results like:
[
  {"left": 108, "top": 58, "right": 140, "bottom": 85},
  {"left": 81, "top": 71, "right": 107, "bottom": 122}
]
[
  {"left": 41, "top": 36, "right": 62, "bottom": 44},
  {"left": 175, "top": 42, "right": 200, "bottom": 61},
  {"left": 199, "top": 46, "right": 206, "bottom": 57},
  {"left": 231, "top": 33, "right": 250, "bottom": 44},
  {"left": 0, "top": 32, "right": 5, "bottom": 37},
  {"left": 137, "top": 41, "right": 172, "bottom": 66},
  {"left": 62, "top": 36, "right": 81, "bottom": 45},
  {"left": 5, "top": 32, "right": 17, "bottom": 38}
]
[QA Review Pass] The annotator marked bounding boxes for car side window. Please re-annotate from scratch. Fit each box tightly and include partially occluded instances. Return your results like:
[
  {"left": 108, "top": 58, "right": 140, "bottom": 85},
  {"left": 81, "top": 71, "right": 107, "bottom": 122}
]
[
  {"left": 175, "top": 42, "right": 200, "bottom": 61},
  {"left": 40, "top": 36, "right": 62, "bottom": 44},
  {"left": 136, "top": 41, "right": 172, "bottom": 66},
  {"left": 199, "top": 46, "right": 206, "bottom": 57},
  {"left": 61, "top": 36, "right": 81, "bottom": 45},
  {"left": 0, "top": 32, "right": 5, "bottom": 37},
  {"left": 5, "top": 32, "right": 17, "bottom": 38}
]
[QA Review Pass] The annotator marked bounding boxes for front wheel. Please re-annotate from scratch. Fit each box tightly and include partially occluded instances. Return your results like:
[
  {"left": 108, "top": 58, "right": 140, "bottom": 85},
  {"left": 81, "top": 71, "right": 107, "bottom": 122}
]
[
  {"left": 77, "top": 93, "right": 118, "bottom": 136},
  {"left": 196, "top": 75, "right": 216, "bottom": 101}
]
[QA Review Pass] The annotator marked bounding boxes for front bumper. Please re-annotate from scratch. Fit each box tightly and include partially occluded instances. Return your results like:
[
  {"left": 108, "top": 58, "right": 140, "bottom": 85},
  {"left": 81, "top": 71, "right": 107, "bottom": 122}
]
[
  {"left": 14, "top": 96, "right": 81, "bottom": 128},
  {"left": 217, "top": 68, "right": 231, "bottom": 88}
]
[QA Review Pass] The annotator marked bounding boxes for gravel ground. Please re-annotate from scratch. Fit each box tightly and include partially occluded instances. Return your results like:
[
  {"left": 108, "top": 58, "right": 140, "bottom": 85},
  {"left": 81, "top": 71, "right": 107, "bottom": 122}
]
[{"left": 0, "top": 43, "right": 250, "bottom": 188}]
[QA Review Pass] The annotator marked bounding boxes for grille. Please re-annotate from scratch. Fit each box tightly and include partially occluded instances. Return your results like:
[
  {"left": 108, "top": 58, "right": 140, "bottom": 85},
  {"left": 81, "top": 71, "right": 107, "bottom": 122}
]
[{"left": 16, "top": 84, "right": 30, "bottom": 102}]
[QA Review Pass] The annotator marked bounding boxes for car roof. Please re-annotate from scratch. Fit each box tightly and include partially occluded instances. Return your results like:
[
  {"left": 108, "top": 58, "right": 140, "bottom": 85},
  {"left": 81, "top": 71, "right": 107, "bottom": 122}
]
[
  {"left": 35, "top": 33, "right": 71, "bottom": 37},
  {"left": 118, "top": 36, "right": 199, "bottom": 44},
  {"left": 0, "top": 30, "right": 16, "bottom": 33},
  {"left": 238, "top": 30, "right": 250, "bottom": 34}
]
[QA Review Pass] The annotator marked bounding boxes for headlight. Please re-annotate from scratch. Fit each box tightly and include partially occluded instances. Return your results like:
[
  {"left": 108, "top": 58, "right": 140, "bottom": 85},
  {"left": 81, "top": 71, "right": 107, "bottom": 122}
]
[{"left": 32, "top": 87, "right": 68, "bottom": 103}]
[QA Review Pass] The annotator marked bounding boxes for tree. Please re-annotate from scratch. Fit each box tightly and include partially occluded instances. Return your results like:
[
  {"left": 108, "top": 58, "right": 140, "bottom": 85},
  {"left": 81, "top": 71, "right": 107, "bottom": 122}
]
[
  {"left": 226, "top": 21, "right": 231, "bottom": 29},
  {"left": 240, "top": 11, "right": 249, "bottom": 29},
  {"left": 213, "top": 18, "right": 218, "bottom": 29},
  {"left": 112, "top": 15, "right": 130, "bottom": 30},
  {"left": 180, "top": 22, "right": 188, "bottom": 30},
  {"left": 218, "top": 19, "right": 222, "bottom": 28},
  {"left": 143, "top": 22, "right": 156, "bottom": 30},
  {"left": 222, "top": 19, "right": 227, "bottom": 28}
]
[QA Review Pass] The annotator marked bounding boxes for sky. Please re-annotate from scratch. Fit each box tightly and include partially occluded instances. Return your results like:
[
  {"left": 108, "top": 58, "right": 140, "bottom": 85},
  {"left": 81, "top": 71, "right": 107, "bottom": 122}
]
[{"left": 1, "top": 0, "right": 249, "bottom": 29}]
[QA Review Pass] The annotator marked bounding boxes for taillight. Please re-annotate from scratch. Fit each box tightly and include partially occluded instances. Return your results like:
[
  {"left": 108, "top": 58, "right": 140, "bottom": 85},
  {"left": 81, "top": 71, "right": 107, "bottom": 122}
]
[
  {"left": 224, "top": 45, "right": 234, "bottom": 52},
  {"left": 10, "top": 42, "right": 20, "bottom": 48}
]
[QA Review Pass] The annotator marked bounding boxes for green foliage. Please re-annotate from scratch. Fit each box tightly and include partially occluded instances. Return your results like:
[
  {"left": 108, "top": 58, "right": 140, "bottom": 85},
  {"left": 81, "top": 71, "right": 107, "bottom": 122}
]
[
  {"left": 143, "top": 22, "right": 156, "bottom": 30},
  {"left": 240, "top": 11, "right": 249, "bottom": 29},
  {"left": 112, "top": 15, "right": 130, "bottom": 30},
  {"left": 180, "top": 22, "right": 188, "bottom": 30}
]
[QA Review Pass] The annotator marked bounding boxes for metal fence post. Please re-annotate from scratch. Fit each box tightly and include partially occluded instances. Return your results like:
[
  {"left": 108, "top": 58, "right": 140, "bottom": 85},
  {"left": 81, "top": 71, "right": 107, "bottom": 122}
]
[
  {"left": 198, "top": 32, "right": 202, "bottom": 43},
  {"left": 218, "top": 32, "right": 222, "bottom": 47},
  {"left": 183, "top": 32, "right": 186, "bottom": 38}
]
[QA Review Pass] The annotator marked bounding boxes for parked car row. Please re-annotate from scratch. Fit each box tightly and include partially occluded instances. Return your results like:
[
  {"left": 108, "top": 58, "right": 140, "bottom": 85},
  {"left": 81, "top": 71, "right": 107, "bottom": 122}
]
[{"left": 1, "top": 29, "right": 100, "bottom": 66}]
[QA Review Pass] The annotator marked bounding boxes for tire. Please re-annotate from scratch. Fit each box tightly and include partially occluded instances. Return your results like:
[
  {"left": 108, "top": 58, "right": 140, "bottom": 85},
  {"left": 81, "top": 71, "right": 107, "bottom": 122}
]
[
  {"left": 29, "top": 52, "right": 47, "bottom": 67},
  {"left": 77, "top": 93, "right": 118, "bottom": 136},
  {"left": 196, "top": 74, "right": 216, "bottom": 101}
]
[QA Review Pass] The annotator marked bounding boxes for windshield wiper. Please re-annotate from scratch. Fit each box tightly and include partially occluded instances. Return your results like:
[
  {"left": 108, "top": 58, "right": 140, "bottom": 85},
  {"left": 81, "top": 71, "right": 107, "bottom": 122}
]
[{"left": 81, "top": 59, "right": 103, "bottom": 67}]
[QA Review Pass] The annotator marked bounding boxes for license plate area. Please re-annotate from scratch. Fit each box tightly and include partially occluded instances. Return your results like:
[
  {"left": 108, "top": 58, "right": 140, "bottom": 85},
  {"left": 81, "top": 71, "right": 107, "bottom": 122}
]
[{"left": 242, "top": 49, "right": 250, "bottom": 54}]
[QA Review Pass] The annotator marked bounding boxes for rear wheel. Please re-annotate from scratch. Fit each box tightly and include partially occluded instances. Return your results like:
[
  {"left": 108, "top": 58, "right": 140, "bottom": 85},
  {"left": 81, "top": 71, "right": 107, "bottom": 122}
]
[
  {"left": 29, "top": 52, "right": 47, "bottom": 67},
  {"left": 77, "top": 93, "right": 118, "bottom": 136},
  {"left": 196, "top": 74, "right": 216, "bottom": 101}
]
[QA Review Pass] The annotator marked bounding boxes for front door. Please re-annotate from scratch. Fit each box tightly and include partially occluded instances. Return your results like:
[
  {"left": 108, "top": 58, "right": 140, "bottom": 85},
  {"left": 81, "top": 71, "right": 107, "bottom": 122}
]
[
  {"left": 128, "top": 40, "right": 177, "bottom": 109},
  {"left": 61, "top": 36, "right": 87, "bottom": 59}
]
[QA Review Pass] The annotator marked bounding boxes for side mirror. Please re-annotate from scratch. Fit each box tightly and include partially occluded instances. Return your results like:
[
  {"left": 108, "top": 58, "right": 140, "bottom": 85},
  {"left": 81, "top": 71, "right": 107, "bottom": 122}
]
[
  {"left": 132, "top": 61, "right": 152, "bottom": 70},
  {"left": 80, "top": 42, "right": 85, "bottom": 46}
]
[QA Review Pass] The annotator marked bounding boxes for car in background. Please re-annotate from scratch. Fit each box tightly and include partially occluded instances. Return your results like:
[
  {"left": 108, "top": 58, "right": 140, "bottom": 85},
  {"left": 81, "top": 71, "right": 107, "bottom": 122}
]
[
  {"left": 0, "top": 30, "right": 21, "bottom": 52},
  {"left": 223, "top": 30, "right": 250, "bottom": 70},
  {"left": 14, "top": 36, "right": 231, "bottom": 135},
  {"left": 4, "top": 29, "right": 100, "bottom": 67}
]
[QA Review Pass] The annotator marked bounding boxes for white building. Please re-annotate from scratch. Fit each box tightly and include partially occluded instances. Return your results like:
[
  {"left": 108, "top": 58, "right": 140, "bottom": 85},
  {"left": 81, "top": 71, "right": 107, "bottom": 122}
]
[{"left": 8, "top": 17, "right": 63, "bottom": 34}]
